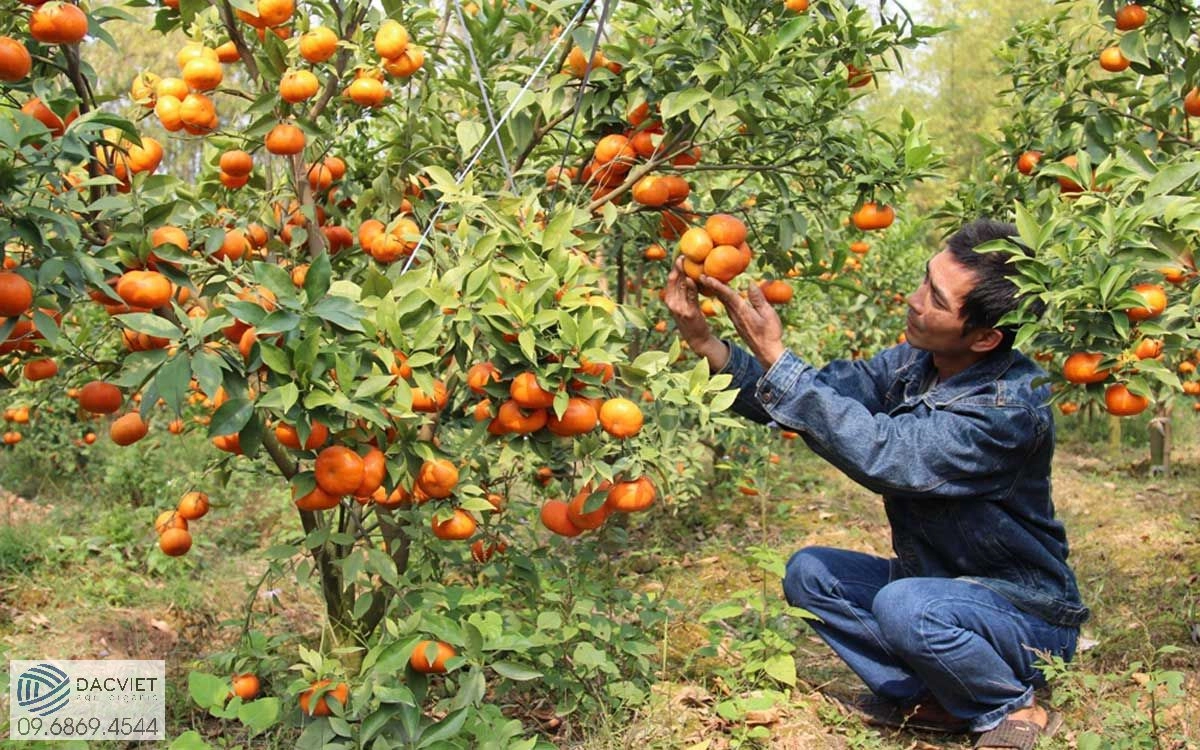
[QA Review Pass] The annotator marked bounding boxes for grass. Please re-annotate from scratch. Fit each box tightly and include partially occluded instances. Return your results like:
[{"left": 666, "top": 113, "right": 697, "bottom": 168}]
[{"left": 0, "top": 413, "right": 1197, "bottom": 749}]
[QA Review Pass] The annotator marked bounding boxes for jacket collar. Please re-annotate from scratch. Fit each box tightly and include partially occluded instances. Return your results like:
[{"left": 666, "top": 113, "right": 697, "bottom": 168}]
[{"left": 899, "top": 346, "right": 1017, "bottom": 403}]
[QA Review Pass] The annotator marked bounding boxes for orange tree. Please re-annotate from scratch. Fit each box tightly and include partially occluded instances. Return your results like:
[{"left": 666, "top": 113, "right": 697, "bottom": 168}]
[
  {"left": 0, "top": 0, "right": 938, "bottom": 742},
  {"left": 939, "top": 1, "right": 1200, "bottom": 473}
]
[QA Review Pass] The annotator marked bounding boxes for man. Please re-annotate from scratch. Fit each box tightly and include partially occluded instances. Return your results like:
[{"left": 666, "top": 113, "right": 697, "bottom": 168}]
[{"left": 665, "top": 218, "right": 1088, "bottom": 749}]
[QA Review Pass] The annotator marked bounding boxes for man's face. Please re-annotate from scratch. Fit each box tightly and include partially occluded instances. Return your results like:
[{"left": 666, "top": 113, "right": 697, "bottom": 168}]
[{"left": 904, "top": 250, "right": 982, "bottom": 355}]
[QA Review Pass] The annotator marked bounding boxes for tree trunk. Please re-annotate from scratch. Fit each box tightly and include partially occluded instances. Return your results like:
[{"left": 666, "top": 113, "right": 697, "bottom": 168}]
[{"left": 1148, "top": 406, "right": 1171, "bottom": 477}]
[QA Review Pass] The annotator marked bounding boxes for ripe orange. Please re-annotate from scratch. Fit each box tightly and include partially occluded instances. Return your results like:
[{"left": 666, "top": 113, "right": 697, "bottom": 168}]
[
  {"left": 703, "top": 243, "right": 752, "bottom": 283},
  {"left": 0, "top": 36, "right": 32, "bottom": 83},
  {"left": 265, "top": 123, "right": 305, "bottom": 155},
  {"left": 346, "top": 77, "right": 388, "bottom": 106},
  {"left": 1104, "top": 383, "right": 1148, "bottom": 416},
  {"left": 23, "top": 358, "right": 57, "bottom": 381},
  {"left": 1099, "top": 47, "right": 1130, "bottom": 72},
  {"left": 606, "top": 477, "right": 657, "bottom": 512},
  {"left": 294, "top": 484, "right": 341, "bottom": 511},
  {"left": 510, "top": 371, "right": 556, "bottom": 409},
  {"left": 177, "top": 491, "right": 209, "bottom": 520},
  {"left": 491, "top": 400, "right": 548, "bottom": 434},
  {"left": 151, "top": 225, "right": 189, "bottom": 251},
  {"left": 593, "top": 134, "right": 635, "bottom": 165},
  {"left": 409, "top": 640, "right": 456, "bottom": 673},
  {"left": 644, "top": 244, "right": 668, "bottom": 261},
  {"left": 215, "top": 40, "right": 239, "bottom": 63},
  {"left": 759, "top": 280, "right": 793, "bottom": 305},
  {"left": 705, "top": 214, "right": 747, "bottom": 246},
  {"left": 431, "top": 508, "right": 477, "bottom": 540},
  {"left": 0, "top": 272, "right": 34, "bottom": 317},
  {"left": 182, "top": 57, "right": 223, "bottom": 91},
  {"left": 784, "top": 0, "right": 808, "bottom": 11},
  {"left": 547, "top": 397, "right": 598, "bottom": 436},
  {"left": 231, "top": 673, "right": 260, "bottom": 701},
  {"left": 416, "top": 458, "right": 459, "bottom": 499},
  {"left": 1114, "top": 4, "right": 1146, "bottom": 31},
  {"left": 275, "top": 420, "right": 328, "bottom": 450},
  {"left": 374, "top": 19, "right": 410, "bottom": 59},
  {"left": 111, "top": 413, "right": 148, "bottom": 446},
  {"left": 280, "top": 69, "right": 320, "bottom": 103},
  {"left": 158, "top": 527, "right": 192, "bottom": 556},
  {"left": 540, "top": 499, "right": 583, "bottom": 537},
  {"left": 410, "top": 380, "right": 448, "bottom": 412},
  {"left": 1125, "top": 283, "right": 1166, "bottom": 321},
  {"left": 383, "top": 47, "right": 424, "bottom": 77},
  {"left": 116, "top": 270, "right": 173, "bottom": 309},
  {"left": 1058, "top": 402, "right": 1080, "bottom": 416},
  {"left": 154, "top": 510, "right": 187, "bottom": 534},
  {"left": 678, "top": 227, "right": 714, "bottom": 262},
  {"left": 79, "top": 381, "right": 124, "bottom": 414},
  {"left": 851, "top": 202, "right": 894, "bottom": 231},
  {"left": 631, "top": 176, "right": 670, "bottom": 207},
  {"left": 1134, "top": 338, "right": 1163, "bottom": 360},
  {"left": 353, "top": 447, "right": 386, "bottom": 498},
  {"left": 300, "top": 26, "right": 338, "bottom": 63},
  {"left": 1062, "top": 352, "right": 1109, "bottom": 385},
  {"left": 471, "top": 539, "right": 507, "bottom": 563},
  {"left": 466, "top": 362, "right": 501, "bottom": 395},
  {"left": 567, "top": 482, "right": 612, "bottom": 530},
  {"left": 1185, "top": 89, "right": 1200, "bottom": 118},
  {"left": 21, "top": 98, "right": 68, "bottom": 136},
  {"left": 29, "top": 3, "right": 89, "bottom": 44},
  {"left": 599, "top": 397, "right": 643, "bottom": 438},
  {"left": 1016, "top": 150, "right": 1041, "bottom": 175},
  {"left": 256, "top": 0, "right": 294, "bottom": 26},
  {"left": 298, "top": 680, "right": 348, "bottom": 717},
  {"left": 220, "top": 150, "right": 253, "bottom": 177},
  {"left": 314, "top": 445, "right": 365, "bottom": 496}
]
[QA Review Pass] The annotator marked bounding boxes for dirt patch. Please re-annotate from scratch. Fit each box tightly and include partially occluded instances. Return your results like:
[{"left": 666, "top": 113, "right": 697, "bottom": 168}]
[{"left": 0, "top": 487, "right": 53, "bottom": 526}]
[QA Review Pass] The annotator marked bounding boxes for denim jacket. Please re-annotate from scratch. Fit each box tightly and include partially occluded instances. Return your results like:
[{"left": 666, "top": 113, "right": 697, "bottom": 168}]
[{"left": 719, "top": 341, "right": 1090, "bottom": 628}]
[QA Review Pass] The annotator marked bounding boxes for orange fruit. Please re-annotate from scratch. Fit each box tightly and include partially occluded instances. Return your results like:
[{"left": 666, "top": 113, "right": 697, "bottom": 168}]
[
  {"left": 154, "top": 510, "right": 188, "bottom": 534},
  {"left": 294, "top": 484, "right": 341, "bottom": 511},
  {"left": 759, "top": 280, "right": 793, "bottom": 304},
  {"left": 851, "top": 202, "right": 894, "bottom": 231},
  {"left": 280, "top": 69, "right": 320, "bottom": 103},
  {"left": 491, "top": 400, "right": 548, "bottom": 434},
  {"left": 374, "top": 20, "right": 410, "bottom": 59},
  {"left": 704, "top": 243, "right": 752, "bottom": 283},
  {"left": 431, "top": 508, "right": 477, "bottom": 540},
  {"left": 1062, "top": 352, "right": 1109, "bottom": 385},
  {"left": 631, "top": 176, "right": 670, "bottom": 207},
  {"left": 846, "top": 63, "right": 873, "bottom": 88},
  {"left": 510, "top": 371, "right": 556, "bottom": 409},
  {"left": 1017, "top": 150, "right": 1041, "bottom": 175},
  {"left": 547, "top": 397, "right": 598, "bottom": 437},
  {"left": 158, "top": 527, "right": 192, "bottom": 556},
  {"left": 177, "top": 491, "right": 209, "bottom": 520},
  {"left": 566, "top": 482, "right": 612, "bottom": 530},
  {"left": 1125, "top": 283, "right": 1166, "bottom": 321},
  {"left": 466, "top": 362, "right": 501, "bottom": 395},
  {"left": 23, "top": 358, "right": 57, "bottom": 381},
  {"left": 1099, "top": 46, "right": 1130, "bottom": 72},
  {"left": 705, "top": 214, "right": 747, "bottom": 246},
  {"left": 409, "top": 640, "right": 455, "bottom": 673},
  {"left": 0, "top": 36, "right": 32, "bottom": 82},
  {"left": 300, "top": 26, "right": 338, "bottom": 63},
  {"left": 1114, "top": 3, "right": 1147, "bottom": 30},
  {"left": 540, "top": 499, "right": 583, "bottom": 537},
  {"left": 1104, "top": 383, "right": 1148, "bottom": 416},
  {"left": 0, "top": 272, "right": 34, "bottom": 317},
  {"left": 605, "top": 476, "right": 657, "bottom": 512},
  {"left": 598, "top": 397, "right": 643, "bottom": 438},
  {"left": 678, "top": 227, "right": 714, "bottom": 262},
  {"left": 116, "top": 270, "right": 173, "bottom": 309},
  {"left": 593, "top": 134, "right": 635, "bottom": 165},
  {"left": 298, "top": 680, "right": 348, "bottom": 717},
  {"left": 353, "top": 447, "right": 386, "bottom": 498},
  {"left": 265, "top": 123, "right": 305, "bottom": 155},
  {"left": 79, "top": 381, "right": 124, "bottom": 414},
  {"left": 220, "top": 150, "right": 253, "bottom": 177},
  {"left": 29, "top": 3, "right": 89, "bottom": 45},
  {"left": 182, "top": 57, "right": 223, "bottom": 91},
  {"left": 1185, "top": 89, "right": 1200, "bottom": 118},
  {"left": 1134, "top": 338, "right": 1162, "bottom": 360},
  {"left": 410, "top": 380, "right": 448, "bottom": 412},
  {"left": 256, "top": 0, "right": 294, "bottom": 26},
  {"left": 231, "top": 673, "right": 260, "bottom": 701},
  {"left": 416, "top": 458, "right": 458, "bottom": 499},
  {"left": 314, "top": 445, "right": 365, "bottom": 496},
  {"left": 274, "top": 420, "right": 328, "bottom": 450}
]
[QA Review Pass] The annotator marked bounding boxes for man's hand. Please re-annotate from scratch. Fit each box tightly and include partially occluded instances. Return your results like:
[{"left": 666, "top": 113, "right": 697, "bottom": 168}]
[
  {"left": 700, "top": 275, "right": 786, "bottom": 369},
  {"left": 665, "top": 257, "right": 729, "bottom": 370}
]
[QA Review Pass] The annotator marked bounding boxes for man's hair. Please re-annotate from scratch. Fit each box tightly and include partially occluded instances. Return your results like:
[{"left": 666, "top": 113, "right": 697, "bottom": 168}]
[{"left": 945, "top": 218, "right": 1041, "bottom": 352}]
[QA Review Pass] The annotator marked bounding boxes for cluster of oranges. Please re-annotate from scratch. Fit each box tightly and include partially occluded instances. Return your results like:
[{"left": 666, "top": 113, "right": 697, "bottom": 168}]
[
  {"left": 153, "top": 491, "right": 210, "bottom": 557},
  {"left": 135, "top": 42, "right": 232, "bottom": 136},
  {"left": 1098, "top": 3, "right": 1146, "bottom": 73},
  {"left": 676, "top": 213, "right": 752, "bottom": 284},
  {"left": 540, "top": 476, "right": 658, "bottom": 538},
  {"left": 1, "top": 403, "right": 30, "bottom": 445}
]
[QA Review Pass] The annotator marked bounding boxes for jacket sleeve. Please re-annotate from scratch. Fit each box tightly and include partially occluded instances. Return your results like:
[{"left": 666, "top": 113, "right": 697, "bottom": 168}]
[{"left": 753, "top": 350, "right": 1044, "bottom": 497}]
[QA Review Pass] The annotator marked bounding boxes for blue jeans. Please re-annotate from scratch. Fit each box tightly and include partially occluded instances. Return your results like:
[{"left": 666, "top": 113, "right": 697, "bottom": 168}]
[{"left": 783, "top": 546, "right": 1079, "bottom": 732}]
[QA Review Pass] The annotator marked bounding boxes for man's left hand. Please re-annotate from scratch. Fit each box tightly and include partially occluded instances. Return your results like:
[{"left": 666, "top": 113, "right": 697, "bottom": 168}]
[{"left": 700, "top": 275, "right": 786, "bottom": 369}]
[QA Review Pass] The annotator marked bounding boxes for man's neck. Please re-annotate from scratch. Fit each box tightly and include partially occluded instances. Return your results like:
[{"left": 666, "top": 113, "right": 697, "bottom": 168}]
[{"left": 931, "top": 350, "right": 991, "bottom": 383}]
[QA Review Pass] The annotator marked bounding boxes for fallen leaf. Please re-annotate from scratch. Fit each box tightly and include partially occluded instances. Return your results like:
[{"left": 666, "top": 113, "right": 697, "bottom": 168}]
[{"left": 744, "top": 707, "right": 780, "bottom": 726}]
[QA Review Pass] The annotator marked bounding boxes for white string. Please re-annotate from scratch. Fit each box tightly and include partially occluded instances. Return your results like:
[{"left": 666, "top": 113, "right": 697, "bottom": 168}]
[
  {"left": 398, "top": 0, "right": 596, "bottom": 275},
  {"left": 451, "top": 0, "right": 513, "bottom": 186}
]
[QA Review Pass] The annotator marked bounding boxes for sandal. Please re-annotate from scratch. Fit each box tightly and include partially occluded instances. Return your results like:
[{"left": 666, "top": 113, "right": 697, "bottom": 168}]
[
  {"left": 828, "top": 692, "right": 970, "bottom": 734},
  {"left": 974, "top": 710, "right": 1063, "bottom": 749}
]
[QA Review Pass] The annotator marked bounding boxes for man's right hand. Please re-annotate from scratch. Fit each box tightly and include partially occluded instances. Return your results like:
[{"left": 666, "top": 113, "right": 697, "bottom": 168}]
[{"left": 665, "top": 256, "right": 730, "bottom": 370}]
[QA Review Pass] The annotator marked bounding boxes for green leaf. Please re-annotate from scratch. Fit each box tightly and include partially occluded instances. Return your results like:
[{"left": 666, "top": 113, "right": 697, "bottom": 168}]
[
  {"left": 456, "top": 120, "right": 486, "bottom": 157},
  {"left": 311, "top": 297, "right": 367, "bottom": 332},
  {"left": 305, "top": 251, "right": 332, "bottom": 303},
  {"left": 115, "top": 313, "right": 182, "bottom": 339},
  {"left": 209, "top": 398, "right": 254, "bottom": 437},
  {"left": 490, "top": 661, "right": 543, "bottom": 681},
  {"left": 257, "top": 310, "right": 302, "bottom": 335},
  {"left": 168, "top": 731, "right": 212, "bottom": 750},
  {"left": 155, "top": 354, "right": 191, "bottom": 416},
  {"left": 700, "top": 602, "right": 744, "bottom": 622},
  {"left": 1145, "top": 162, "right": 1200, "bottom": 197},
  {"left": 237, "top": 697, "right": 281, "bottom": 736},
  {"left": 187, "top": 672, "right": 229, "bottom": 711},
  {"left": 660, "top": 89, "right": 710, "bottom": 120},
  {"left": 763, "top": 654, "right": 797, "bottom": 687},
  {"left": 257, "top": 382, "right": 299, "bottom": 413},
  {"left": 191, "top": 350, "right": 225, "bottom": 398}
]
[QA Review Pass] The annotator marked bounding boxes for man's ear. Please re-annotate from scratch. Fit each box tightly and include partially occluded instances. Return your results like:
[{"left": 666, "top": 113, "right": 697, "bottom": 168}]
[{"left": 969, "top": 327, "right": 1004, "bottom": 353}]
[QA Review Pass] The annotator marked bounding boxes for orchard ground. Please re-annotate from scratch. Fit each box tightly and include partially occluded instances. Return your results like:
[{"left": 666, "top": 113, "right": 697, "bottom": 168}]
[{"left": 0, "top": 410, "right": 1196, "bottom": 749}]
